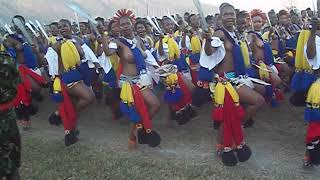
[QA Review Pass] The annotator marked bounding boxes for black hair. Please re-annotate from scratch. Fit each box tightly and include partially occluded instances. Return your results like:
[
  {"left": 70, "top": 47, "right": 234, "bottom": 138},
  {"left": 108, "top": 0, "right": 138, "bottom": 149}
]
[
  {"left": 177, "top": 19, "right": 184, "bottom": 25},
  {"left": 59, "top": 19, "right": 72, "bottom": 27},
  {"left": 49, "top": 22, "right": 58, "bottom": 27},
  {"left": 108, "top": 20, "right": 117, "bottom": 32},
  {"left": 161, "top": 16, "right": 171, "bottom": 23},
  {"left": 219, "top": 3, "right": 235, "bottom": 14},
  {"left": 237, "top": 10, "right": 248, "bottom": 19},
  {"left": 135, "top": 19, "right": 146, "bottom": 30},
  {"left": 95, "top": 17, "right": 105, "bottom": 22},
  {"left": 206, "top": 15, "right": 214, "bottom": 23},
  {"left": 278, "top": 9, "right": 288, "bottom": 17},
  {"left": 189, "top": 14, "right": 198, "bottom": 20}
]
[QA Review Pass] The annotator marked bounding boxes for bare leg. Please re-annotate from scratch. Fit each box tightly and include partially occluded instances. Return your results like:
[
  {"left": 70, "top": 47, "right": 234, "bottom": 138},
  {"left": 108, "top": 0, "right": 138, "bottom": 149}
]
[
  {"left": 27, "top": 76, "right": 41, "bottom": 94},
  {"left": 217, "top": 125, "right": 223, "bottom": 144},
  {"left": 253, "top": 84, "right": 266, "bottom": 96},
  {"left": 236, "top": 85, "right": 265, "bottom": 121},
  {"left": 140, "top": 88, "right": 160, "bottom": 118},
  {"left": 41, "top": 70, "right": 51, "bottom": 83},
  {"left": 279, "top": 63, "right": 293, "bottom": 90},
  {"left": 216, "top": 124, "right": 224, "bottom": 156},
  {"left": 181, "top": 74, "right": 195, "bottom": 93},
  {"left": 269, "top": 71, "right": 282, "bottom": 88},
  {"left": 165, "top": 105, "right": 174, "bottom": 128},
  {"left": 128, "top": 124, "right": 137, "bottom": 150},
  {"left": 67, "top": 82, "right": 95, "bottom": 112}
]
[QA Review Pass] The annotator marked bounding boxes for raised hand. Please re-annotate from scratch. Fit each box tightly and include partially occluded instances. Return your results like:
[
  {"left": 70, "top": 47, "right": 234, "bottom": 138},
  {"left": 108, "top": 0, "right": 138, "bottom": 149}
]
[{"left": 311, "top": 16, "right": 320, "bottom": 34}]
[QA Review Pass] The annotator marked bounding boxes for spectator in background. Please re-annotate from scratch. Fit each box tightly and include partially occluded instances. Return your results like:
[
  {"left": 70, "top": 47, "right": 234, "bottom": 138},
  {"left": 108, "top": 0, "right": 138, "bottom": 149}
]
[
  {"left": 184, "top": 12, "right": 190, "bottom": 24},
  {"left": 206, "top": 15, "right": 215, "bottom": 29},
  {"left": 306, "top": 8, "right": 314, "bottom": 18},
  {"left": 268, "top": 10, "right": 278, "bottom": 26}
]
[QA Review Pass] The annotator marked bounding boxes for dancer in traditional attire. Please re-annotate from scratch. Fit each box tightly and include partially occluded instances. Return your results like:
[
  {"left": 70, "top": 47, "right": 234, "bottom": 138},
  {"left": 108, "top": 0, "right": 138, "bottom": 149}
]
[
  {"left": 96, "top": 32, "right": 122, "bottom": 120},
  {"left": 5, "top": 15, "right": 48, "bottom": 129},
  {"left": 107, "top": 20, "right": 121, "bottom": 73},
  {"left": 46, "top": 19, "right": 95, "bottom": 146},
  {"left": 275, "top": 10, "right": 300, "bottom": 68},
  {"left": 48, "top": 22, "right": 59, "bottom": 47},
  {"left": 135, "top": 20, "right": 154, "bottom": 51},
  {"left": 302, "top": 16, "right": 320, "bottom": 167},
  {"left": 247, "top": 9, "right": 284, "bottom": 106},
  {"left": 108, "top": 9, "right": 161, "bottom": 148},
  {"left": 155, "top": 16, "right": 196, "bottom": 125},
  {"left": 186, "top": 14, "right": 203, "bottom": 85},
  {"left": 204, "top": 3, "right": 266, "bottom": 166}
]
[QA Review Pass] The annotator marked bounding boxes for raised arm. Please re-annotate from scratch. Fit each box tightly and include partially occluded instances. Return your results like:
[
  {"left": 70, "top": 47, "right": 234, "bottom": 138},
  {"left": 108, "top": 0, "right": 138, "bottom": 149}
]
[
  {"left": 306, "top": 18, "right": 319, "bottom": 59},
  {"left": 204, "top": 31, "right": 219, "bottom": 56},
  {"left": 101, "top": 36, "right": 118, "bottom": 56},
  {"left": 6, "top": 36, "right": 24, "bottom": 64},
  {"left": 158, "top": 34, "right": 165, "bottom": 57}
]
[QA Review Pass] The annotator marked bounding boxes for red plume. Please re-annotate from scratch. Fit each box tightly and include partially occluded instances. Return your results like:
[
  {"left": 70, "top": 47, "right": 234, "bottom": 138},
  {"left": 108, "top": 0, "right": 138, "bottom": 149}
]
[
  {"left": 250, "top": 9, "right": 267, "bottom": 24},
  {"left": 113, "top": 9, "right": 136, "bottom": 24}
]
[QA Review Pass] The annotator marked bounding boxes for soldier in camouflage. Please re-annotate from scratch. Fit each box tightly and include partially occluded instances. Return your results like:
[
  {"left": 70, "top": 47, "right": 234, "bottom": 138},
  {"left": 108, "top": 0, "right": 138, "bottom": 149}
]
[{"left": 0, "top": 51, "right": 21, "bottom": 180}]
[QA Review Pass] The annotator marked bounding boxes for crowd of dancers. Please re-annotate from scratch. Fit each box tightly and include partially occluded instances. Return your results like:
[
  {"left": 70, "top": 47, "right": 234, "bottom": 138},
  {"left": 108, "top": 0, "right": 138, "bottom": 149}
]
[{"left": 1, "top": 2, "right": 320, "bottom": 179}]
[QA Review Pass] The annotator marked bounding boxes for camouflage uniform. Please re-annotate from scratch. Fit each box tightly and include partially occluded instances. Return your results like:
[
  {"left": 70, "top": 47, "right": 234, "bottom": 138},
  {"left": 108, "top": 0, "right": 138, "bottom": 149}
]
[{"left": 0, "top": 51, "right": 21, "bottom": 177}]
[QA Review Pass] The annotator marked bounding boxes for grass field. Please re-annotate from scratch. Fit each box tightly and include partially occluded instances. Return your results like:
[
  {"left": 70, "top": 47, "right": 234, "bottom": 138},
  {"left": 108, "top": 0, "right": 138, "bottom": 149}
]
[
  {"left": 17, "top": 95, "right": 320, "bottom": 180},
  {"left": 19, "top": 137, "right": 282, "bottom": 180}
]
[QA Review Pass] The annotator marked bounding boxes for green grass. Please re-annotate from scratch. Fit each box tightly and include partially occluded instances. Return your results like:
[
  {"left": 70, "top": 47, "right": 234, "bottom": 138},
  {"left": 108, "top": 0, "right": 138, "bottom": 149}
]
[
  {"left": 20, "top": 136, "right": 317, "bottom": 180},
  {"left": 20, "top": 136, "right": 267, "bottom": 180}
]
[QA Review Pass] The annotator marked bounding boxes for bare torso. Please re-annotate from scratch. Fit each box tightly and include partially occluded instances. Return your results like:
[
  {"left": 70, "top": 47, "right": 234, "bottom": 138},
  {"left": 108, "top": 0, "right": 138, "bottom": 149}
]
[
  {"left": 248, "top": 33, "right": 265, "bottom": 62},
  {"left": 116, "top": 40, "right": 138, "bottom": 76},
  {"left": 214, "top": 30, "right": 235, "bottom": 74}
]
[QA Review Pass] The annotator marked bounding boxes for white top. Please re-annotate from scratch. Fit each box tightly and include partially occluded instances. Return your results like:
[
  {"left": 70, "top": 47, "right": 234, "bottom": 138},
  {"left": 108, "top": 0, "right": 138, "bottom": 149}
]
[
  {"left": 145, "top": 49, "right": 159, "bottom": 67},
  {"left": 44, "top": 47, "right": 58, "bottom": 76},
  {"left": 304, "top": 35, "right": 320, "bottom": 70},
  {"left": 157, "top": 43, "right": 170, "bottom": 62},
  {"left": 97, "top": 52, "right": 112, "bottom": 74},
  {"left": 199, "top": 37, "right": 225, "bottom": 70},
  {"left": 178, "top": 35, "right": 192, "bottom": 50},
  {"left": 81, "top": 43, "right": 99, "bottom": 68}
]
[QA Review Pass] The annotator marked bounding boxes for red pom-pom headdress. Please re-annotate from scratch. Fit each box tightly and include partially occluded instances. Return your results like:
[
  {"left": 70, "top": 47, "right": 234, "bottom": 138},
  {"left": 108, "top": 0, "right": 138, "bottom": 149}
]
[
  {"left": 250, "top": 9, "right": 267, "bottom": 24},
  {"left": 113, "top": 9, "right": 136, "bottom": 24},
  {"left": 250, "top": 9, "right": 267, "bottom": 20}
]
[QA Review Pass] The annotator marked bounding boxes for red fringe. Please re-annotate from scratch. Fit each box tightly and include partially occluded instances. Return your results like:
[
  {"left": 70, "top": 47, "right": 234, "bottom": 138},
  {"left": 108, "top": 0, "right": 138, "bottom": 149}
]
[
  {"left": 305, "top": 122, "right": 320, "bottom": 144},
  {"left": 21, "top": 65, "right": 47, "bottom": 85},
  {"left": 170, "top": 73, "right": 193, "bottom": 111},
  {"left": 274, "top": 64, "right": 282, "bottom": 72},
  {"left": 59, "top": 84, "right": 77, "bottom": 131},
  {"left": 132, "top": 84, "right": 152, "bottom": 129},
  {"left": 116, "top": 63, "right": 123, "bottom": 81},
  {"left": 212, "top": 91, "right": 245, "bottom": 147},
  {"left": 212, "top": 106, "right": 224, "bottom": 122},
  {"left": 275, "top": 89, "right": 284, "bottom": 101},
  {"left": 190, "top": 70, "right": 198, "bottom": 86},
  {"left": 18, "top": 65, "right": 32, "bottom": 92},
  {"left": 16, "top": 83, "right": 31, "bottom": 106},
  {"left": 0, "top": 65, "right": 47, "bottom": 112},
  {"left": 223, "top": 91, "right": 245, "bottom": 147}
]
